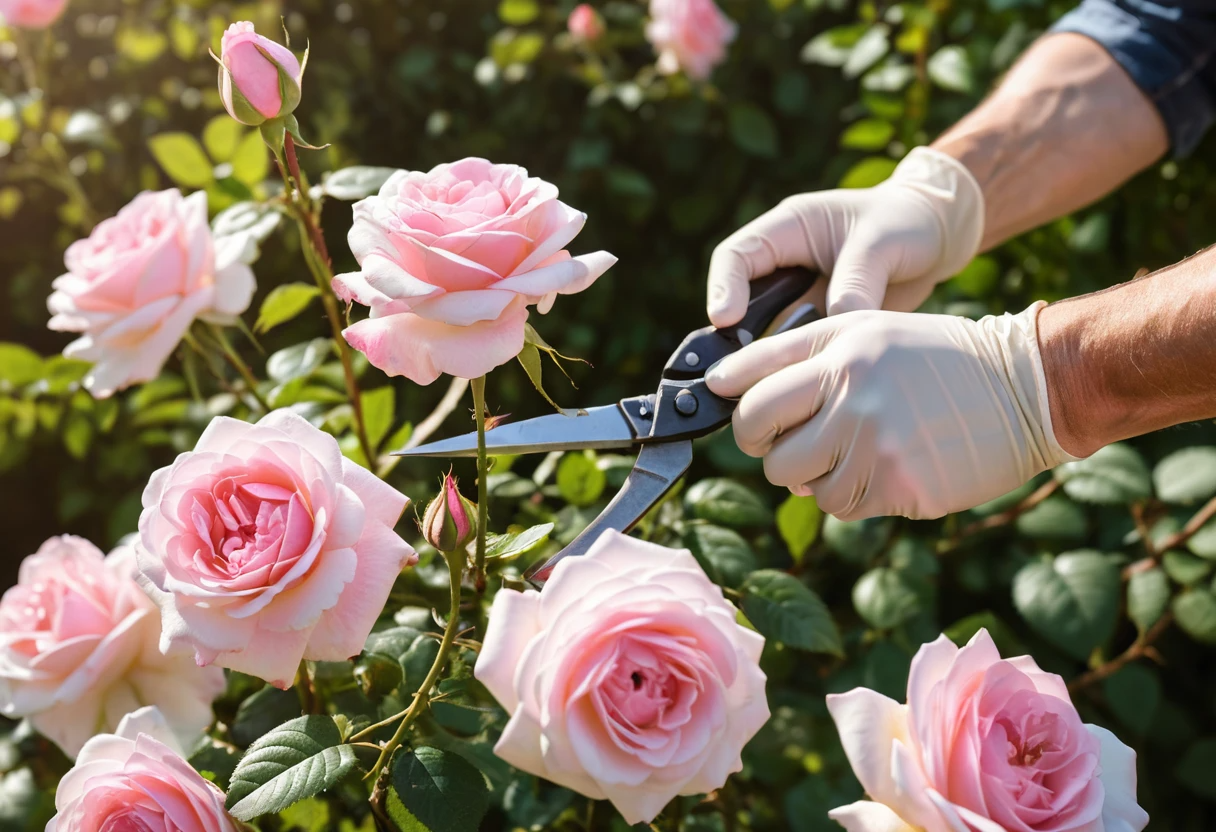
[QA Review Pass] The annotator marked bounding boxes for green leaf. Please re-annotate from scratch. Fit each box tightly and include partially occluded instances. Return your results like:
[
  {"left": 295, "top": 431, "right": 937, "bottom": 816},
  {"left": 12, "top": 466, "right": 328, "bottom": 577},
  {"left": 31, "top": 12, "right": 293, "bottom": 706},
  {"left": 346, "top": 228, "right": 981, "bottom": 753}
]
[
  {"left": 231, "top": 130, "right": 270, "bottom": 187},
  {"left": 943, "top": 611, "right": 1025, "bottom": 657},
  {"left": 840, "top": 118, "right": 894, "bottom": 151},
  {"left": 148, "top": 133, "right": 214, "bottom": 189},
  {"left": 279, "top": 797, "right": 332, "bottom": 832},
  {"left": 498, "top": 0, "right": 539, "bottom": 25},
  {"left": 1164, "top": 550, "right": 1211, "bottom": 585},
  {"left": 386, "top": 747, "right": 490, "bottom": 832},
  {"left": 188, "top": 737, "right": 243, "bottom": 790},
  {"left": 0, "top": 343, "right": 43, "bottom": 387},
  {"left": 842, "top": 25, "right": 889, "bottom": 79},
  {"left": 1154, "top": 447, "right": 1216, "bottom": 504},
  {"left": 776, "top": 494, "right": 821, "bottom": 564},
  {"left": 822, "top": 515, "right": 893, "bottom": 565},
  {"left": 683, "top": 524, "right": 758, "bottom": 588},
  {"left": 323, "top": 166, "right": 400, "bottom": 201},
  {"left": 203, "top": 116, "right": 244, "bottom": 163},
  {"left": 926, "top": 45, "right": 973, "bottom": 92},
  {"left": 740, "top": 570, "right": 843, "bottom": 656},
  {"left": 800, "top": 24, "right": 866, "bottom": 67},
  {"left": 556, "top": 451, "right": 606, "bottom": 507},
  {"left": 1102, "top": 664, "right": 1161, "bottom": 734},
  {"left": 1173, "top": 589, "right": 1216, "bottom": 645},
  {"left": 267, "top": 339, "right": 332, "bottom": 384},
  {"left": 255, "top": 283, "right": 321, "bottom": 334},
  {"left": 952, "top": 256, "right": 999, "bottom": 298},
  {"left": 853, "top": 567, "right": 921, "bottom": 630},
  {"left": 116, "top": 25, "right": 168, "bottom": 63},
  {"left": 227, "top": 716, "right": 356, "bottom": 820},
  {"left": 1127, "top": 566, "right": 1170, "bottom": 633},
  {"left": 361, "top": 386, "right": 395, "bottom": 452},
  {"left": 839, "top": 157, "right": 897, "bottom": 189},
  {"left": 230, "top": 686, "right": 301, "bottom": 747},
  {"left": 1012, "top": 551, "right": 1120, "bottom": 660},
  {"left": 212, "top": 201, "right": 283, "bottom": 243},
  {"left": 685, "top": 479, "right": 771, "bottom": 528},
  {"left": 1188, "top": 515, "right": 1216, "bottom": 559},
  {"left": 1054, "top": 443, "right": 1152, "bottom": 505},
  {"left": 1014, "top": 495, "right": 1088, "bottom": 541},
  {"left": 485, "top": 523, "right": 554, "bottom": 561},
  {"left": 728, "top": 103, "right": 779, "bottom": 158},
  {"left": 1176, "top": 738, "right": 1216, "bottom": 799}
]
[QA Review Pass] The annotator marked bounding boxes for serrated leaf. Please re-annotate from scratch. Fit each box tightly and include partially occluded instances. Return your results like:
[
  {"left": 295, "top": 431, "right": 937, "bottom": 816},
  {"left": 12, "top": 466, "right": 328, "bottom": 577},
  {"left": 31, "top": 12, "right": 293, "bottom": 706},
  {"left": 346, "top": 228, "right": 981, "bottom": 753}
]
[
  {"left": 1154, "top": 447, "right": 1216, "bottom": 504},
  {"left": 1127, "top": 566, "right": 1170, "bottom": 633},
  {"left": 853, "top": 567, "right": 921, "bottom": 630},
  {"left": 1174, "top": 589, "right": 1216, "bottom": 645},
  {"left": 683, "top": 524, "right": 758, "bottom": 588},
  {"left": 361, "top": 386, "right": 395, "bottom": 451},
  {"left": 148, "top": 132, "right": 214, "bottom": 189},
  {"left": 387, "top": 747, "right": 489, "bottom": 832},
  {"left": 485, "top": 523, "right": 554, "bottom": 561},
  {"left": 776, "top": 494, "right": 821, "bottom": 563},
  {"left": 323, "top": 166, "right": 400, "bottom": 200},
  {"left": 1012, "top": 551, "right": 1120, "bottom": 660},
  {"left": 740, "top": 570, "right": 843, "bottom": 656},
  {"left": 267, "top": 339, "right": 332, "bottom": 384},
  {"left": 255, "top": 283, "right": 321, "bottom": 334},
  {"left": 685, "top": 479, "right": 771, "bottom": 528},
  {"left": 231, "top": 130, "right": 270, "bottom": 187},
  {"left": 227, "top": 716, "right": 356, "bottom": 820},
  {"left": 203, "top": 116, "right": 244, "bottom": 163},
  {"left": 1054, "top": 443, "right": 1152, "bottom": 505},
  {"left": 556, "top": 451, "right": 605, "bottom": 507},
  {"left": 230, "top": 686, "right": 301, "bottom": 748}
]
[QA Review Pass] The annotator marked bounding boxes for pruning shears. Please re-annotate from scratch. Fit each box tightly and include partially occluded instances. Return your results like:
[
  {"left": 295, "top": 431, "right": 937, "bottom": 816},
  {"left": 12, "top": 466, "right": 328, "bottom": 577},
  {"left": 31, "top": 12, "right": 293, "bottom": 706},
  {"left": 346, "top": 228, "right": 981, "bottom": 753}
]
[{"left": 395, "top": 266, "right": 823, "bottom": 587}]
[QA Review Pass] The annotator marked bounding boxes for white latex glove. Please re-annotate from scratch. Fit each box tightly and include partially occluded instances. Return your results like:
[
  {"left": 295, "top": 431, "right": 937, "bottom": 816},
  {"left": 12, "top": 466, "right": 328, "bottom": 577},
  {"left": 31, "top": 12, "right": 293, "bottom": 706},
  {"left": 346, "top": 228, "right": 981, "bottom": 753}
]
[
  {"left": 707, "top": 146, "right": 985, "bottom": 326},
  {"left": 704, "top": 303, "right": 1078, "bottom": 521}
]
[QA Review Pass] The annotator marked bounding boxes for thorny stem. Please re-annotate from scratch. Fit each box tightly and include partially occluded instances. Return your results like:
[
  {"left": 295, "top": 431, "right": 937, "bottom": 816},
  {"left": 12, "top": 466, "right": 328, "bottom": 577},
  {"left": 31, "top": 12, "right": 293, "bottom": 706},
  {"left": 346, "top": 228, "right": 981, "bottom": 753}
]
[
  {"left": 206, "top": 324, "right": 272, "bottom": 412},
  {"left": 471, "top": 376, "right": 489, "bottom": 595},
  {"left": 365, "top": 548, "right": 464, "bottom": 781},
  {"left": 1068, "top": 611, "right": 1173, "bottom": 694}
]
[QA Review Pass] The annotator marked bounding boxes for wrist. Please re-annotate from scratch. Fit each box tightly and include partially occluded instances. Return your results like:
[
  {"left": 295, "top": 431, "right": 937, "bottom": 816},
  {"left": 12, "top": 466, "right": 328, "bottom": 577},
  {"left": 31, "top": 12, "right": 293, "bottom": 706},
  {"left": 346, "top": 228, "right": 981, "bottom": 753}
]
[
  {"left": 1035, "top": 298, "right": 1119, "bottom": 457},
  {"left": 887, "top": 147, "right": 986, "bottom": 284}
]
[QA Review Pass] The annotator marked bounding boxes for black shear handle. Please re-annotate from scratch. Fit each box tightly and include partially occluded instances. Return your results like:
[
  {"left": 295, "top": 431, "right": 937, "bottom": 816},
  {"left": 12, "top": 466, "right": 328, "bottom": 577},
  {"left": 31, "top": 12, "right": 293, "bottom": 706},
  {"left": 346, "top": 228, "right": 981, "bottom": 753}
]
[{"left": 664, "top": 266, "right": 822, "bottom": 379}]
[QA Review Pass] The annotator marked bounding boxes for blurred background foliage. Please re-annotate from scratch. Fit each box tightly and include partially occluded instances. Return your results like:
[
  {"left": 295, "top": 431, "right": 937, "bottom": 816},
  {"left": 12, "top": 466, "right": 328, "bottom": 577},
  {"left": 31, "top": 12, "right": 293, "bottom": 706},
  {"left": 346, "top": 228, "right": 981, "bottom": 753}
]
[{"left": 3, "top": 0, "right": 1216, "bottom": 829}]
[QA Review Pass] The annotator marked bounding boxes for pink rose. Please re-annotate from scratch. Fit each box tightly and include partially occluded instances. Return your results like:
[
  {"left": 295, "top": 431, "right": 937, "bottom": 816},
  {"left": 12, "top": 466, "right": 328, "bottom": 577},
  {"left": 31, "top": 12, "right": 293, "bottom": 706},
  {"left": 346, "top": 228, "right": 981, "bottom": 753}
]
[
  {"left": 135, "top": 410, "right": 416, "bottom": 689},
  {"left": 826, "top": 629, "right": 1149, "bottom": 832},
  {"left": 333, "top": 158, "right": 616, "bottom": 384},
  {"left": 0, "top": 536, "right": 224, "bottom": 758},
  {"left": 0, "top": 0, "right": 67, "bottom": 29},
  {"left": 645, "top": 0, "right": 737, "bottom": 81},
  {"left": 567, "top": 4, "right": 605, "bottom": 41},
  {"left": 47, "top": 706, "right": 236, "bottom": 832},
  {"left": 47, "top": 189, "right": 257, "bottom": 399},
  {"left": 218, "top": 21, "right": 303, "bottom": 127},
  {"left": 475, "top": 530, "right": 770, "bottom": 825}
]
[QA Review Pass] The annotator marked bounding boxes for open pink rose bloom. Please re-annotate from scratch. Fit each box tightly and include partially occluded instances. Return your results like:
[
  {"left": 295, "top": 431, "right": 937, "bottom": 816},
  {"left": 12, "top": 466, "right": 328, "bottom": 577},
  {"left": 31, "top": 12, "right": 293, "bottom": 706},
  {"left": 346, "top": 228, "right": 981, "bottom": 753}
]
[
  {"left": 134, "top": 410, "right": 416, "bottom": 689},
  {"left": 0, "top": 0, "right": 68, "bottom": 29},
  {"left": 826, "top": 629, "right": 1149, "bottom": 832},
  {"left": 0, "top": 536, "right": 223, "bottom": 758},
  {"left": 646, "top": 0, "right": 737, "bottom": 81},
  {"left": 333, "top": 157, "right": 616, "bottom": 384},
  {"left": 475, "top": 530, "right": 770, "bottom": 825}
]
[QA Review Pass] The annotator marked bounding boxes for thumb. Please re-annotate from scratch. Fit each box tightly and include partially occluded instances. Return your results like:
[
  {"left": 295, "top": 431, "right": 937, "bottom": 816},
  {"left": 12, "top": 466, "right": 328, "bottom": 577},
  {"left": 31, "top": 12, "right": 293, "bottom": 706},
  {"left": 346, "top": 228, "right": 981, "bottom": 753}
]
[
  {"left": 825, "top": 232, "right": 892, "bottom": 316},
  {"left": 705, "top": 315, "right": 844, "bottom": 399}
]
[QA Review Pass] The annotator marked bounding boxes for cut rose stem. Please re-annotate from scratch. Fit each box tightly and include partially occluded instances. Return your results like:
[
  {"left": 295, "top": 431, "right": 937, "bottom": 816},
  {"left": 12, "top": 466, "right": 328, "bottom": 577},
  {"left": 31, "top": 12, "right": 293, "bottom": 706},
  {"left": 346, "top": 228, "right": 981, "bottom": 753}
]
[{"left": 470, "top": 376, "right": 490, "bottom": 594}]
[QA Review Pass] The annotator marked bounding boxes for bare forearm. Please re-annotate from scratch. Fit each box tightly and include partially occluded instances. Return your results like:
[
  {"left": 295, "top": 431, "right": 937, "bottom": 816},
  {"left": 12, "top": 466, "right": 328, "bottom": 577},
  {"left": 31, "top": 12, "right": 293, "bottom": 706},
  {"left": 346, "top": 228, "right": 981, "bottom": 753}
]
[
  {"left": 933, "top": 33, "right": 1168, "bottom": 250},
  {"left": 1039, "top": 247, "right": 1216, "bottom": 457}
]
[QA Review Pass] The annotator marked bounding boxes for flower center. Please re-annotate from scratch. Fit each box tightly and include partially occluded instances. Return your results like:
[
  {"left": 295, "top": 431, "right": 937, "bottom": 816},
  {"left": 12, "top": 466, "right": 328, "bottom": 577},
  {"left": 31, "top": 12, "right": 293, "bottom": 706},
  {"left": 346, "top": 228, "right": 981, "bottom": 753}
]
[
  {"left": 1001, "top": 711, "right": 1061, "bottom": 769},
  {"left": 631, "top": 671, "right": 644, "bottom": 689}
]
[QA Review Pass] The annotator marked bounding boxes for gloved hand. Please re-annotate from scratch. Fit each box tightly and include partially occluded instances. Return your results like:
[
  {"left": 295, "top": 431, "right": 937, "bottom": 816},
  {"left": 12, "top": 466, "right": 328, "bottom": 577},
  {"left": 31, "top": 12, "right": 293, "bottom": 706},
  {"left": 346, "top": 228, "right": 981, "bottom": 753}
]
[
  {"left": 704, "top": 304, "right": 1078, "bottom": 520},
  {"left": 706, "top": 147, "right": 985, "bottom": 326}
]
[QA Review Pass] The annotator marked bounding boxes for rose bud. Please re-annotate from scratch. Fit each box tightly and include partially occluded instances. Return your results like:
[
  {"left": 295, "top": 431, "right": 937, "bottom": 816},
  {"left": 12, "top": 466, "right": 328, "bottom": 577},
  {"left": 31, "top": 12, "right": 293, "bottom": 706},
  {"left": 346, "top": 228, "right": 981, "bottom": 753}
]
[
  {"left": 567, "top": 4, "right": 605, "bottom": 42},
  {"left": 217, "top": 21, "right": 303, "bottom": 126},
  {"left": 422, "top": 473, "right": 477, "bottom": 553}
]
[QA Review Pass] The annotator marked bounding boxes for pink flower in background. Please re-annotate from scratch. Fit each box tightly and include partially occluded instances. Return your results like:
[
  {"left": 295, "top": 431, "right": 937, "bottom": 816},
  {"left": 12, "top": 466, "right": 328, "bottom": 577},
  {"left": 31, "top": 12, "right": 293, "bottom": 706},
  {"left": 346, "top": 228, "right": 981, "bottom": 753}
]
[
  {"left": 646, "top": 0, "right": 737, "bottom": 81},
  {"left": 135, "top": 410, "right": 416, "bottom": 689},
  {"left": 0, "top": 0, "right": 68, "bottom": 29},
  {"left": 0, "top": 536, "right": 224, "bottom": 758},
  {"left": 826, "top": 629, "right": 1149, "bottom": 832},
  {"left": 218, "top": 21, "right": 303, "bottom": 126},
  {"left": 567, "top": 4, "right": 605, "bottom": 42},
  {"left": 333, "top": 158, "right": 616, "bottom": 384},
  {"left": 46, "top": 706, "right": 236, "bottom": 832},
  {"left": 47, "top": 189, "right": 257, "bottom": 398},
  {"left": 475, "top": 530, "right": 770, "bottom": 825}
]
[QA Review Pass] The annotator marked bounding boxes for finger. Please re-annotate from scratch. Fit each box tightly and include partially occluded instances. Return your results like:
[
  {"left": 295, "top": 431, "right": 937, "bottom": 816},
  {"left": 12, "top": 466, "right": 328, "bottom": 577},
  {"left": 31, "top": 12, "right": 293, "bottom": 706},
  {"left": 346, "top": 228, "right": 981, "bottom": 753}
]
[
  {"left": 705, "top": 316, "right": 843, "bottom": 399},
  {"left": 730, "top": 358, "right": 830, "bottom": 458},
  {"left": 706, "top": 201, "right": 813, "bottom": 328},
  {"left": 825, "top": 229, "right": 892, "bottom": 316},
  {"left": 760, "top": 412, "right": 845, "bottom": 492}
]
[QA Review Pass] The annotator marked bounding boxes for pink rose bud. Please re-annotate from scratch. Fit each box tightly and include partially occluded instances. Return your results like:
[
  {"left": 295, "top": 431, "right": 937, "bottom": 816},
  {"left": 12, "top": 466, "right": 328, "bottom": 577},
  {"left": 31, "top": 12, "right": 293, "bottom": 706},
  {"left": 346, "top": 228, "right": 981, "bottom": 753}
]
[
  {"left": 0, "top": 0, "right": 69, "bottom": 30},
  {"left": 218, "top": 21, "right": 303, "bottom": 126},
  {"left": 645, "top": 0, "right": 737, "bottom": 81},
  {"left": 567, "top": 4, "right": 605, "bottom": 41},
  {"left": 826, "top": 629, "right": 1150, "bottom": 832},
  {"left": 422, "top": 472, "right": 477, "bottom": 552}
]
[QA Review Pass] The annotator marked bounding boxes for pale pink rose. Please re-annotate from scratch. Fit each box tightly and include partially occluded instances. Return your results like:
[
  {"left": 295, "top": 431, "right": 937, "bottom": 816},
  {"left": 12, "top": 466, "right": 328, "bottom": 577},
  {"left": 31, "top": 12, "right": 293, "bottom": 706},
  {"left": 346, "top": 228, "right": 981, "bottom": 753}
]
[
  {"left": 218, "top": 21, "right": 302, "bottom": 126},
  {"left": 826, "top": 629, "right": 1149, "bottom": 832},
  {"left": 333, "top": 158, "right": 616, "bottom": 385},
  {"left": 0, "top": 536, "right": 224, "bottom": 759},
  {"left": 135, "top": 410, "right": 416, "bottom": 689},
  {"left": 475, "top": 530, "right": 770, "bottom": 825},
  {"left": 645, "top": 0, "right": 737, "bottom": 81},
  {"left": 567, "top": 4, "right": 605, "bottom": 41},
  {"left": 0, "top": 0, "right": 67, "bottom": 28},
  {"left": 47, "top": 706, "right": 237, "bottom": 832},
  {"left": 47, "top": 189, "right": 257, "bottom": 399}
]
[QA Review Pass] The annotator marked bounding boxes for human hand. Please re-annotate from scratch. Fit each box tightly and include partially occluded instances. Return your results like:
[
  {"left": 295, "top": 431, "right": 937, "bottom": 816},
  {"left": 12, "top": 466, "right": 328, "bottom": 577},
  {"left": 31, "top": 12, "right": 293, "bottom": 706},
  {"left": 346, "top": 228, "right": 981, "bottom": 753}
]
[
  {"left": 706, "top": 147, "right": 984, "bottom": 326},
  {"left": 704, "top": 305, "right": 1077, "bottom": 520}
]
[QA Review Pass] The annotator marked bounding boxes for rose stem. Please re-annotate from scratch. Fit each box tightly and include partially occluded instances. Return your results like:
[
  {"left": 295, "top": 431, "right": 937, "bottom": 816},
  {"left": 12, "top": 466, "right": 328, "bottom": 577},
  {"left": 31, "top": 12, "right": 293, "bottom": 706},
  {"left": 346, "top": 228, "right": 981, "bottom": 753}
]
[
  {"left": 470, "top": 376, "right": 489, "bottom": 595},
  {"left": 274, "top": 139, "right": 374, "bottom": 467},
  {"left": 363, "top": 547, "right": 463, "bottom": 780},
  {"left": 206, "top": 323, "right": 272, "bottom": 412}
]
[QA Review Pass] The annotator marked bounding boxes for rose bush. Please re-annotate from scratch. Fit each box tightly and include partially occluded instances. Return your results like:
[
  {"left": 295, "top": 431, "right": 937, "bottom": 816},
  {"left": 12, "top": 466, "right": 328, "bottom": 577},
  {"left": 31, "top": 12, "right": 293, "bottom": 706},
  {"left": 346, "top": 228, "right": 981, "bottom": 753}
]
[{"left": 646, "top": 0, "right": 738, "bottom": 80}]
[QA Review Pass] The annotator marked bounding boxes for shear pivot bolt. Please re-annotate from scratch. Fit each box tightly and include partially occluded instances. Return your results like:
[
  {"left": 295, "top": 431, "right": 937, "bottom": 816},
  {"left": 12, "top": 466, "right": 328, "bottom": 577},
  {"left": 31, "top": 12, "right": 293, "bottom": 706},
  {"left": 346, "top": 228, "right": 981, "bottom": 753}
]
[
  {"left": 675, "top": 390, "right": 698, "bottom": 416},
  {"left": 684, "top": 351, "right": 700, "bottom": 367}
]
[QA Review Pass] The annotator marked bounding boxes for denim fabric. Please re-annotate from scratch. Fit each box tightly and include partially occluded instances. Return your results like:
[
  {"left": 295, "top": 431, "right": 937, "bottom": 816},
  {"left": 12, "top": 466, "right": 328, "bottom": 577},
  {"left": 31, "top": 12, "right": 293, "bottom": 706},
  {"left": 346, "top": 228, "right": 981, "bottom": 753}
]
[{"left": 1051, "top": 0, "right": 1216, "bottom": 156}]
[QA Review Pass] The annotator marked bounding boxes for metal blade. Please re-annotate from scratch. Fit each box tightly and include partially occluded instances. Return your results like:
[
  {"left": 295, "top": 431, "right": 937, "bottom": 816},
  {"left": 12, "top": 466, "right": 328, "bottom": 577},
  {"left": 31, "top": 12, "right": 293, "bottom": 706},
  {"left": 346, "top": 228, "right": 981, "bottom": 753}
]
[
  {"left": 524, "top": 440, "right": 694, "bottom": 586},
  {"left": 393, "top": 404, "right": 638, "bottom": 458}
]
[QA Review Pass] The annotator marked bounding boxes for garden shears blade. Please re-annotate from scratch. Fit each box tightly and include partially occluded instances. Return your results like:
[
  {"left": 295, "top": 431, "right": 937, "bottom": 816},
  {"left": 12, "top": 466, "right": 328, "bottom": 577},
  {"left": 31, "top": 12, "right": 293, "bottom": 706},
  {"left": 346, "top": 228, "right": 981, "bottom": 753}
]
[{"left": 395, "top": 266, "right": 823, "bottom": 586}]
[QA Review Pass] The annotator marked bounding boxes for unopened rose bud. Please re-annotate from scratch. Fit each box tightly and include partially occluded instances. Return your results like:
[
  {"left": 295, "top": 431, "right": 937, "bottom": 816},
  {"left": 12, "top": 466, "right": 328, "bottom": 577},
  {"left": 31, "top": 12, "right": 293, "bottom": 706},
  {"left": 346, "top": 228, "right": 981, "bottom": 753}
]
[
  {"left": 217, "top": 21, "right": 303, "bottom": 127},
  {"left": 422, "top": 473, "right": 477, "bottom": 553},
  {"left": 567, "top": 4, "right": 605, "bottom": 42}
]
